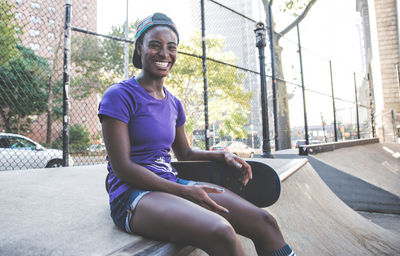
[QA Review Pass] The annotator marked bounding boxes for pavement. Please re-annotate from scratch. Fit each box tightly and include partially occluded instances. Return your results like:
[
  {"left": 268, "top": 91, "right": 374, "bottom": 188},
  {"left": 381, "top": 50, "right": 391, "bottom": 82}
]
[{"left": 0, "top": 142, "right": 399, "bottom": 255}]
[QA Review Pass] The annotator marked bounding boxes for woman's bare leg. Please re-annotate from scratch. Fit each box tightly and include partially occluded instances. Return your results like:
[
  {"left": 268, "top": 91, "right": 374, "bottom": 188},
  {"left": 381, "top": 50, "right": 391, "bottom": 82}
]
[
  {"left": 131, "top": 191, "right": 246, "bottom": 256},
  {"left": 201, "top": 182, "right": 287, "bottom": 255}
]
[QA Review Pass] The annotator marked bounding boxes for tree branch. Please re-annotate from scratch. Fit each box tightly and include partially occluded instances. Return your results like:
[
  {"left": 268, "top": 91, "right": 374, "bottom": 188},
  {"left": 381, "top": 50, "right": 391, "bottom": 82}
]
[{"left": 279, "top": 0, "right": 318, "bottom": 37}]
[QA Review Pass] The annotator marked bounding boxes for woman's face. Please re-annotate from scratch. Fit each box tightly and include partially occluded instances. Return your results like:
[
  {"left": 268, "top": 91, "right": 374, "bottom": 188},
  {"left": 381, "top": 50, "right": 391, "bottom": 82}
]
[{"left": 138, "top": 26, "right": 178, "bottom": 78}]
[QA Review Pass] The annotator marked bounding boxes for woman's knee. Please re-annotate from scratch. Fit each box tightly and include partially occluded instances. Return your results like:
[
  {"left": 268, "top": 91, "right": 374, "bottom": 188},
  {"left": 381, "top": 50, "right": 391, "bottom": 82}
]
[
  {"left": 212, "top": 219, "right": 237, "bottom": 242},
  {"left": 259, "top": 210, "right": 280, "bottom": 230}
]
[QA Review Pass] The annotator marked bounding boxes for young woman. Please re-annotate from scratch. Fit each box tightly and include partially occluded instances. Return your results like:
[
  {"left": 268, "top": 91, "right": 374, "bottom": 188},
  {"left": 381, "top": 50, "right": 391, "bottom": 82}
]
[{"left": 98, "top": 13, "right": 295, "bottom": 256}]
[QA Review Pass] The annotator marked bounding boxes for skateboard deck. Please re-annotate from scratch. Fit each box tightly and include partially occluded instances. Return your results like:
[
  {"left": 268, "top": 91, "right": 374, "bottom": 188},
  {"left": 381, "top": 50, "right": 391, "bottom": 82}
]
[
  {"left": 105, "top": 160, "right": 281, "bottom": 208},
  {"left": 172, "top": 160, "right": 281, "bottom": 208}
]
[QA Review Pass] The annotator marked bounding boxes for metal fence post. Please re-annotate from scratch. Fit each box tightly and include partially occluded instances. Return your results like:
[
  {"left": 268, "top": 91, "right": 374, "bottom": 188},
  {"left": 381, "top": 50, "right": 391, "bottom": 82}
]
[
  {"left": 297, "top": 24, "right": 309, "bottom": 147},
  {"left": 200, "top": 0, "right": 210, "bottom": 150},
  {"left": 391, "top": 109, "right": 397, "bottom": 142},
  {"left": 329, "top": 61, "right": 338, "bottom": 142},
  {"left": 367, "top": 73, "right": 376, "bottom": 137},
  {"left": 267, "top": 3, "right": 279, "bottom": 150},
  {"left": 354, "top": 72, "right": 360, "bottom": 139},
  {"left": 62, "top": 0, "right": 72, "bottom": 166}
]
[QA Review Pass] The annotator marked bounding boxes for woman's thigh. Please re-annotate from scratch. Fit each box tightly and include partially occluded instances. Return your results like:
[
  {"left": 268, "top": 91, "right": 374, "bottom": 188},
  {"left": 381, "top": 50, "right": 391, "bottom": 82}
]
[
  {"left": 131, "top": 191, "right": 234, "bottom": 246},
  {"left": 198, "top": 182, "right": 282, "bottom": 237}
]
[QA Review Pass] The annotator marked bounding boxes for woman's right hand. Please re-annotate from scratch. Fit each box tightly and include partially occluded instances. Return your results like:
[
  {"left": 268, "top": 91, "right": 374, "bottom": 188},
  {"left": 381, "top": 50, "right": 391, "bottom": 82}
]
[{"left": 180, "top": 185, "right": 229, "bottom": 215}]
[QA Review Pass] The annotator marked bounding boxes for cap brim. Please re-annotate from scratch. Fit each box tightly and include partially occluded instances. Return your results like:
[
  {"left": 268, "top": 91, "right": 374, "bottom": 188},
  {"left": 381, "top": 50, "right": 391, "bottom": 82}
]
[{"left": 133, "top": 48, "right": 142, "bottom": 69}]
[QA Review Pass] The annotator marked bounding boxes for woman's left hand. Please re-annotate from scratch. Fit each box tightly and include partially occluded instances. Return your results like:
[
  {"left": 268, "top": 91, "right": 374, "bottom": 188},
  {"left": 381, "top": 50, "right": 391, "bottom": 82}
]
[{"left": 223, "top": 152, "right": 252, "bottom": 186}]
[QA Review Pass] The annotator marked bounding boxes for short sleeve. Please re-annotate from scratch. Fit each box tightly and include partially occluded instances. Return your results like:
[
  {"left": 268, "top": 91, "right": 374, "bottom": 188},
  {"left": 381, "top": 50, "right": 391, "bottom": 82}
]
[
  {"left": 98, "top": 84, "right": 135, "bottom": 123},
  {"left": 175, "top": 98, "right": 186, "bottom": 127}
]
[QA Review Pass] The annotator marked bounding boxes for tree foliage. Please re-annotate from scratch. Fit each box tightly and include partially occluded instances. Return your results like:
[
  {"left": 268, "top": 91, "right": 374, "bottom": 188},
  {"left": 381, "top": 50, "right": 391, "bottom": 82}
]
[
  {"left": 0, "top": 45, "right": 50, "bottom": 133},
  {"left": 167, "top": 32, "right": 252, "bottom": 141},
  {"left": 0, "top": 1, "right": 22, "bottom": 66}
]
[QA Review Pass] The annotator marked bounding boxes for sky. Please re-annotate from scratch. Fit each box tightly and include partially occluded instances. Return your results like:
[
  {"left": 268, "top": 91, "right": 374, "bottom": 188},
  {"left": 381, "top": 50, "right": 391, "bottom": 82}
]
[{"left": 97, "top": 0, "right": 364, "bottom": 128}]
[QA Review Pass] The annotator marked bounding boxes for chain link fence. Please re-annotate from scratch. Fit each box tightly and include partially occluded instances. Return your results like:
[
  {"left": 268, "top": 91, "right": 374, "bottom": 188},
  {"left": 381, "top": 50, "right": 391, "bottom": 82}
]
[{"left": 0, "top": 0, "right": 374, "bottom": 170}]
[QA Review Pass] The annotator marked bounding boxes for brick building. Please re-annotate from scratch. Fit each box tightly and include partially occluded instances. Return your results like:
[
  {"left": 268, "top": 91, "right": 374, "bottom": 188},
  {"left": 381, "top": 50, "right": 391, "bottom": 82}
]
[
  {"left": 357, "top": 0, "right": 400, "bottom": 142},
  {"left": 6, "top": 0, "right": 99, "bottom": 145}
]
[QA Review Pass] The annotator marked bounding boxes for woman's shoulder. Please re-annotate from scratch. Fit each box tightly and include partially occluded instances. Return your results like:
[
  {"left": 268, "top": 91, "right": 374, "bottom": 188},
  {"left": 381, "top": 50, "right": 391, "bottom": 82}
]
[
  {"left": 164, "top": 87, "right": 182, "bottom": 104},
  {"left": 104, "top": 78, "right": 140, "bottom": 97}
]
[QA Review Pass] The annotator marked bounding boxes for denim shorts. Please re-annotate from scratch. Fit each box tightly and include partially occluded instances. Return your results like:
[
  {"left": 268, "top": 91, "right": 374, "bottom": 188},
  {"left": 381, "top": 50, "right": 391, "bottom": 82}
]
[{"left": 110, "top": 178, "right": 196, "bottom": 233}]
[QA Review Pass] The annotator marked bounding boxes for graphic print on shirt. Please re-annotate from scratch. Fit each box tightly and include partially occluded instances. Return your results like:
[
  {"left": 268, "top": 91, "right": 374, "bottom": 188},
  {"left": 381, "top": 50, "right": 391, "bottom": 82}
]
[{"left": 147, "top": 156, "right": 177, "bottom": 175}]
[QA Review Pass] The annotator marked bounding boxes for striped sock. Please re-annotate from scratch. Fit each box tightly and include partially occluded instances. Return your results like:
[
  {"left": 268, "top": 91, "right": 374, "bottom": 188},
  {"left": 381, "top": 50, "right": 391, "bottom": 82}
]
[{"left": 268, "top": 244, "right": 296, "bottom": 256}]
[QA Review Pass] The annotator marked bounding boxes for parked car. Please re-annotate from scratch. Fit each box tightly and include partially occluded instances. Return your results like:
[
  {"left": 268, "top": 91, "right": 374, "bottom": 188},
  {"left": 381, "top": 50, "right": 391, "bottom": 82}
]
[
  {"left": 0, "top": 133, "right": 73, "bottom": 171},
  {"left": 294, "top": 140, "right": 306, "bottom": 148},
  {"left": 295, "top": 139, "right": 323, "bottom": 148},
  {"left": 210, "top": 141, "right": 255, "bottom": 158},
  {"left": 86, "top": 143, "right": 106, "bottom": 155}
]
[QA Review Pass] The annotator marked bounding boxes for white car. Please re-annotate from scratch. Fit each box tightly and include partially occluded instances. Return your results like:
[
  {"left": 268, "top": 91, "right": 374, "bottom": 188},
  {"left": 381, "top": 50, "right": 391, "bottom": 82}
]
[
  {"left": 211, "top": 141, "right": 255, "bottom": 158},
  {"left": 0, "top": 133, "right": 73, "bottom": 171}
]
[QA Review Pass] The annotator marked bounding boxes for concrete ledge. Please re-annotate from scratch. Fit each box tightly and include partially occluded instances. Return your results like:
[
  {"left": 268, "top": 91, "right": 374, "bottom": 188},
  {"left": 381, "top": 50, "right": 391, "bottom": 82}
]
[
  {"left": 299, "top": 137, "right": 380, "bottom": 155},
  {"left": 0, "top": 158, "right": 305, "bottom": 256}
]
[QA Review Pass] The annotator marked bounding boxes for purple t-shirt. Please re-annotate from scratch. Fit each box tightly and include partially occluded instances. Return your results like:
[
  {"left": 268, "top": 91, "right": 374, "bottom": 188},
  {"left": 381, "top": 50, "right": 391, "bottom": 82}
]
[{"left": 98, "top": 77, "right": 186, "bottom": 203}]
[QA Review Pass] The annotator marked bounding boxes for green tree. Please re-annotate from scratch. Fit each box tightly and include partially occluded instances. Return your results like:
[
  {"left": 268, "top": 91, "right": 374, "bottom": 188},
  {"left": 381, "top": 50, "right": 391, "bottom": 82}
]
[
  {"left": 71, "top": 22, "right": 138, "bottom": 95},
  {"left": 167, "top": 32, "right": 252, "bottom": 142},
  {"left": 0, "top": 45, "right": 50, "bottom": 133},
  {"left": 0, "top": 1, "right": 22, "bottom": 66},
  {"left": 262, "top": 0, "right": 318, "bottom": 149},
  {"left": 53, "top": 124, "right": 90, "bottom": 154}
]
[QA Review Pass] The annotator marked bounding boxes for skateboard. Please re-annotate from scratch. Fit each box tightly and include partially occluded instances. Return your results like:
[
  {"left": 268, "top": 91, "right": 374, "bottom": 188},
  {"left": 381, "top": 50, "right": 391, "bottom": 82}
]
[
  {"left": 105, "top": 160, "right": 281, "bottom": 208},
  {"left": 172, "top": 160, "right": 281, "bottom": 208}
]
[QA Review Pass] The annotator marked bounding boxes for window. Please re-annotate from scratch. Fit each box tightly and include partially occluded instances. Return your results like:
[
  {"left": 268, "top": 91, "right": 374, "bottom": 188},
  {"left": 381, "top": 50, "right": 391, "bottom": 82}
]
[
  {"left": 48, "top": 33, "right": 55, "bottom": 41},
  {"left": 47, "top": 46, "right": 53, "bottom": 53},
  {"left": 82, "top": 116, "right": 87, "bottom": 123},
  {"left": 48, "top": 19, "right": 55, "bottom": 27},
  {"left": 31, "top": 16, "right": 41, "bottom": 24},
  {"left": 29, "top": 43, "right": 40, "bottom": 51},
  {"left": 83, "top": 15, "right": 87, "bottom": 21},
  {"left": 0, "top": 136, "right": 10, "bottom": 148},
  {"left": 31, "top": 2, "right": 40, "bottom": 9},
  {"left": 48, "top": 7, "right": 55, "bottom": 14},
  {"left": 15, "top": 12, "right": 22, "bottom": 20},
  {"left": 9, "top": 137, "right": 36, "bottom": 149},
  {"left": 83, "top": 2, "right": 87, "bottom": 9},
  {"left": 29, "top": 29, "right": 40, "bottom": 37},
  {"left": 15, "top": 0, "right": 23, "bottom": 6}
]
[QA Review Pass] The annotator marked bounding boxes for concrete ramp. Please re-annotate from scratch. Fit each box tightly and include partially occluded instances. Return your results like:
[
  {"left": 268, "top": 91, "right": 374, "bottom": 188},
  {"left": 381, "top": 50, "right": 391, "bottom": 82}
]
[
  {"left": 268, "top": 161, "right": 400, "bottom": 255},
  {"left": 313, "top": 143, "right": 400, "bottom": 197}
]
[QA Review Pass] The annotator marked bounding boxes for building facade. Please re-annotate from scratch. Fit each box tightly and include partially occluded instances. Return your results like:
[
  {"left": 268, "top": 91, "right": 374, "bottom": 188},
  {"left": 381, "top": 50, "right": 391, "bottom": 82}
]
[
  {"left": 7, "top": 0, "right": 99, "bottom": 145},
  {"left": 357, "top": 0, "right": 400, "bottom": 142}
]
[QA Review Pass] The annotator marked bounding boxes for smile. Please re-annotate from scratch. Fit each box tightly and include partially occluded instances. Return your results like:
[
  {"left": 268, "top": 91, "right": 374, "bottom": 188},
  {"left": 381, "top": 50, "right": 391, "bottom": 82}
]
[{"left": 155, "top": 61, "right": 169, "bottom": 68}]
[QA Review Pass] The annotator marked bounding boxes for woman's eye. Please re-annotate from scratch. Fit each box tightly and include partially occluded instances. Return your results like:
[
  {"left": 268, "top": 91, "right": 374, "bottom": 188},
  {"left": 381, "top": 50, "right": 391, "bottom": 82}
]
[{"left": 149, "top": 43, "right": 161, "bottom": 49}]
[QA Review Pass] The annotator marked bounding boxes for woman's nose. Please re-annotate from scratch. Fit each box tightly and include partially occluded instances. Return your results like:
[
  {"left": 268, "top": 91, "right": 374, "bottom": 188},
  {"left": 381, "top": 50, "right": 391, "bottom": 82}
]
[{"left": 158, "top": 45, "right": 168, "bottom": 58}]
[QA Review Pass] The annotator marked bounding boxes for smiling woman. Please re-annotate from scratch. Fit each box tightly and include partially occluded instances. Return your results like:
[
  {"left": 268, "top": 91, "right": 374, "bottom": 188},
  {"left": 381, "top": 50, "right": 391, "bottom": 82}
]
[{"left": 98, "top": 13, "right": 295, "bottom": 256}]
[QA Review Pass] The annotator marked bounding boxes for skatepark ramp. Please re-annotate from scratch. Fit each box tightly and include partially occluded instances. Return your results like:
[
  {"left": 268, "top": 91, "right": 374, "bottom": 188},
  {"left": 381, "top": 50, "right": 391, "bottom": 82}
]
[
  {"left": 0, "top": 157, "right": 399, "bottom": 255},
  {"left": 268, "top": 160, "right": 400, "bottom": 256}
]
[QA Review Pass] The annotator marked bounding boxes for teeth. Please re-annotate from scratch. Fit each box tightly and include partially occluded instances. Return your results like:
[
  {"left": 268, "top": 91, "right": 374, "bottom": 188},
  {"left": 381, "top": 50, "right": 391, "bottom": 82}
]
[{"left": 155, "top": 62, "right": 168, "bottom": 68}]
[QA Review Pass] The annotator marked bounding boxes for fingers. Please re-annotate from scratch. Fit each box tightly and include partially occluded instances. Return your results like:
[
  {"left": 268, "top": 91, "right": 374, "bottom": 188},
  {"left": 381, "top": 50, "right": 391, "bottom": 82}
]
[
  {"left": 202, "top": 186, "right": 225, "bottom": 194},
  {"left": 232, "top": 156, "right": 253, "bottom": 185},
  {"left": 197, "top": 185, "right": 229, "bottom": 214}
]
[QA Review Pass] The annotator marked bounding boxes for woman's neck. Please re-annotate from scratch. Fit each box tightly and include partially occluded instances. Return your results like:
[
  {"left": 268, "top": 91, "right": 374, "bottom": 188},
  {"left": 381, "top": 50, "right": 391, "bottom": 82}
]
[{"left": 136, "top": 73, "right": 166, "bottom": 100}]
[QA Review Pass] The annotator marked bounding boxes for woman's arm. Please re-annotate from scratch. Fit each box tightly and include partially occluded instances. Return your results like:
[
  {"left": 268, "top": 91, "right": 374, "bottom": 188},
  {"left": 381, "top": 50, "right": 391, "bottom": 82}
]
[
  {"left": 172, "top": 125, "right": 252, "bottom": 185},
  {"left": 102, "top": 116, "right": 229, "bottom": 213},
  {"left": 102, "top": 116, "right": 185, "bottom": 194}
]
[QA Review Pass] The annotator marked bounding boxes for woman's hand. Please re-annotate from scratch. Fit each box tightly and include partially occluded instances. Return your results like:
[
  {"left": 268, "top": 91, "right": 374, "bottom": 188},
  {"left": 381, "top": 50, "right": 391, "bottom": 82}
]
[
  {"left": 180, "top": 185, "right": 229, "bottom": 215},
  {"left": 223, "top": 152, "right": 253, "bottom": 186}
]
